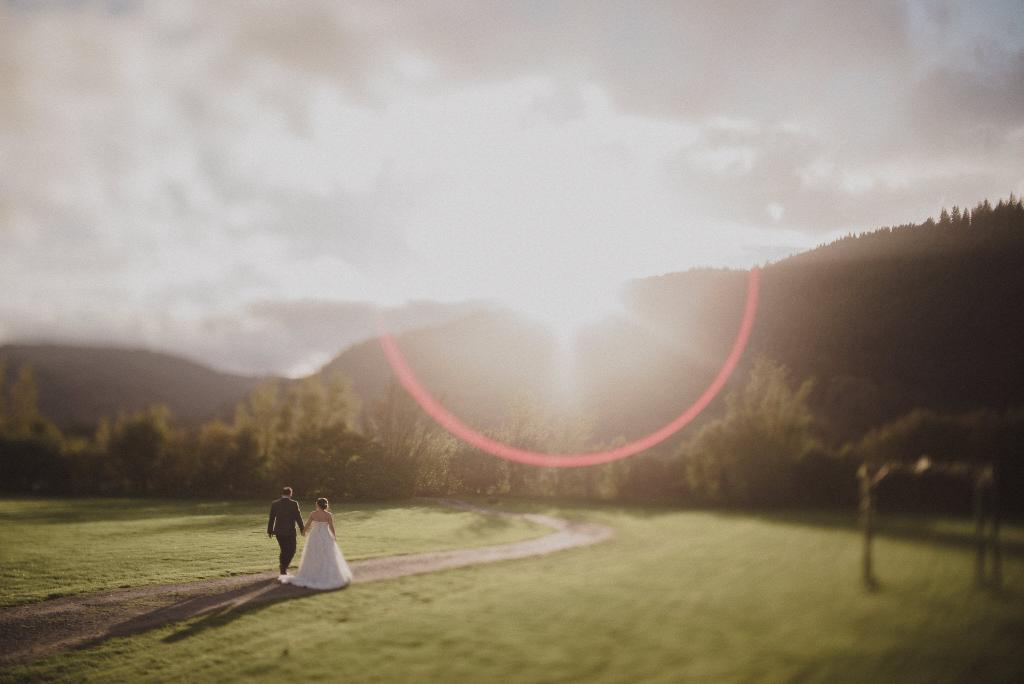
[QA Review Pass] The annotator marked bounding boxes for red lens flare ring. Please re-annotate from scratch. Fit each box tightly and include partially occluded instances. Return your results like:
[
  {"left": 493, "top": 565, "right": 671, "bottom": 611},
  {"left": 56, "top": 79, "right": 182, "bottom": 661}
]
[{"left": 377, "top": 267, "right": 762, "bottom": 468}]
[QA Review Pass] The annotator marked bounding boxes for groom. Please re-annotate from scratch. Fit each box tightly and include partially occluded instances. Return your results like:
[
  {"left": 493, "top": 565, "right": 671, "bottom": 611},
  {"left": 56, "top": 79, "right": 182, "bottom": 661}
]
[{"left": 267, "top": 486, "right": 305, "bottom": 577}]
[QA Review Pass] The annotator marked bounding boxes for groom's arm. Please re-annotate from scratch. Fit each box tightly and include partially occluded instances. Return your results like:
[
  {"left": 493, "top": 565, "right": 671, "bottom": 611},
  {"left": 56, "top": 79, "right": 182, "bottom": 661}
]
[
  {"left": 294, "top": 501, "right": 305, "bottom": 535},
  {"left": 267, "top": 504, "right": 276, "bottom": 537}
]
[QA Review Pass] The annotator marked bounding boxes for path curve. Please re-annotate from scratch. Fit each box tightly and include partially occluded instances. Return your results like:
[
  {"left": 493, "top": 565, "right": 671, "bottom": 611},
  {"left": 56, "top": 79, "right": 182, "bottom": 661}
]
[{"left": 0, "top": 500, "right": 612, "bottom": 666}]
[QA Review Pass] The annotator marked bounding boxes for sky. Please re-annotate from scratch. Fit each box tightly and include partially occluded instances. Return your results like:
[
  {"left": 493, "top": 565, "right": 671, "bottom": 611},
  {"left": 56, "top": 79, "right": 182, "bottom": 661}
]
[{"left": 2, "top": 0, "right": 1023, "bottom": 376}]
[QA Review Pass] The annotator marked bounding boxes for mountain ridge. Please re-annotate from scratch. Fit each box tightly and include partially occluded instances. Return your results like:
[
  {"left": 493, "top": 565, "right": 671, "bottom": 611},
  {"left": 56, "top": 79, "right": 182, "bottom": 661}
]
[{"left": 6, "top": 197, "right": 1022, "bottom": 445}]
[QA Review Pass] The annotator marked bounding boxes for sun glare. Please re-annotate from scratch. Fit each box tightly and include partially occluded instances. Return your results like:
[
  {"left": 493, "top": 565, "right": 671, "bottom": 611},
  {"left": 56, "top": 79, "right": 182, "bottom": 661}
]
[
  {"left": 378, "top": 268, "right": 761, "bottom": 467},
  {"left": 506, "top": 282, "right": 625, "bottom": 347}
]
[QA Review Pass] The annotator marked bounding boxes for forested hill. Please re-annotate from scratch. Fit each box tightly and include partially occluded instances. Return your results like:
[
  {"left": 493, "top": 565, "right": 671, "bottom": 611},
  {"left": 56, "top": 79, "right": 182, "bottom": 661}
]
[
  {"left": 319, "top": 311, "right": 563, "bottom": 432},
  {"left": 0, "top": 345, "right": 263, "bottom": 431},
  {"left": 640, "top": 196, "right": 1024, "bottom": 443},
  {"left": 324, "top": 197, "right": 1024, "bottom": 447},
  {"left": 6, "top": 197, "right": 1022, "bottom": 448}
]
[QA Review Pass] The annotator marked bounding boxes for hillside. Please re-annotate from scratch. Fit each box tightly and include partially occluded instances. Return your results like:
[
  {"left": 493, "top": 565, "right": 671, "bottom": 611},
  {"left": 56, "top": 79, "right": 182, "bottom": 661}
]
[
  {"left": 320, "top": 269, "right": 765, "bottom": 445},
  {"left": 0, "top": 345, "right": 264, "bottom": 430},
  {"left": 320, "top": 311, "right": 565, "bottom": 431},
  {"left": 7, "top": 198, "right": 1022, "bottom": 450},
  {"left": 0, "top": 299, "right": 491, "bottom": 431},
  {"left": 322, "top": 197, "right": 1024, "bottom": 448},
  {"left": 755, "top": 197, "right": 1024, "bottom": 441}
]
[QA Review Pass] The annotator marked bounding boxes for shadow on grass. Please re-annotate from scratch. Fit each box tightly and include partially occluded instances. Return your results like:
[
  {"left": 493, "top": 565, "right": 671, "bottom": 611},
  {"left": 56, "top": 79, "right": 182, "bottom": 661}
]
[
  {"left": 462, "top": 512, "right": 517, "bottom": 535},
  {"left": 469, "top": 495, "right": 1024, "bottom": 557},
  {"left": 0, "top": 499, "right": 265, "bottom": 525},
  {"left": 0, "top": 498, "right": 414, "bottom": 526},
  {"left": 716, "top": 510, "right": 1024, "bottom": 556},
  {"left": 85, "top": 576, "right": 343, "bottom": 649}
]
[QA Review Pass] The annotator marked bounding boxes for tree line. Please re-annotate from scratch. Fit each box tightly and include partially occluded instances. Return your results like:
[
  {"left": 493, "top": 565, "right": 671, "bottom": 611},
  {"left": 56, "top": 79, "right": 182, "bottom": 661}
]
[{"left": 2, "top": 353, "right": 1020, "bottom": 514}]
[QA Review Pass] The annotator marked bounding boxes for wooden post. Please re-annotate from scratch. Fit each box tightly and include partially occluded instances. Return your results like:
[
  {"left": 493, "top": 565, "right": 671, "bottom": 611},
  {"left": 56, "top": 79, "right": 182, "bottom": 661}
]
[
  {"left": 973, "top": 465, "right": 1001, "bottom": 590},
  {"left": 990, "top": 465, "right": 1002, "bottom": 590},
  {"left": 974, "top": 468, "right": 988, "bottom": 586},
  {"left": 858, "top": 463, "right": 876, "bottom": 588},
  {"left": 991, "top": 512, "right": 1002, "bottom": 590}
]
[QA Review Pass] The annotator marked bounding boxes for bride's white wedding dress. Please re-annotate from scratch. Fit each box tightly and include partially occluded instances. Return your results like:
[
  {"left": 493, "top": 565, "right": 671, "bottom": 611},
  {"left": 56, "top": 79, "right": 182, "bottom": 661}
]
[{"left": 279, "top": 521, "right": 353, "bottom": 590}]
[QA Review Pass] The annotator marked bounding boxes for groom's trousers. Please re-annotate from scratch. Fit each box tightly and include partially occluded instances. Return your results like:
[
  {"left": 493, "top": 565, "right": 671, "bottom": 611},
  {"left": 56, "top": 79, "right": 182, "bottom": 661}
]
[{"left": 276, "top": 533, "right": 297, "bottom": 574}]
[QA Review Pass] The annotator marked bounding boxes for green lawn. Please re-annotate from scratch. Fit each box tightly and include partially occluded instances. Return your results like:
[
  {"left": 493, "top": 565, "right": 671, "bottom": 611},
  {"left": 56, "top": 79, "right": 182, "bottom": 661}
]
[
  {"left": 2, "top": 499, "right": 1023, "bottom": 683},
  {"left": 0, "top": 497, "right": 547, "bottom": 607}
]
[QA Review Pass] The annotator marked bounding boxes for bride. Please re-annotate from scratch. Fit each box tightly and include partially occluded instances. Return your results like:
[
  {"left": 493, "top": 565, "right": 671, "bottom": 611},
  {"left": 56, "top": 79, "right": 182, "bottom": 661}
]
[{"left": 279, "top": 497, "right": 353, "bottom": 590}]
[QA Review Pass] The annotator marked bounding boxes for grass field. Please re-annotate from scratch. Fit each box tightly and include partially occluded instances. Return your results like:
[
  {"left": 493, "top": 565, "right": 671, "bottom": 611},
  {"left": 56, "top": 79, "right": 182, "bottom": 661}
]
[
  {"left": 0, "top": 497, "right": 547, "bottom": 608},
  {"left": 2, "top": 498, "right": 1023, "bottom": 683}
]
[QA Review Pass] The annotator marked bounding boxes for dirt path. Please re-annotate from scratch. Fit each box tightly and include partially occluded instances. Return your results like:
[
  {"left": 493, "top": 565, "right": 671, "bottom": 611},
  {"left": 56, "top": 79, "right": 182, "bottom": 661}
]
[{"left": 0, "top": 500, "right": 612, "bottom": 666}]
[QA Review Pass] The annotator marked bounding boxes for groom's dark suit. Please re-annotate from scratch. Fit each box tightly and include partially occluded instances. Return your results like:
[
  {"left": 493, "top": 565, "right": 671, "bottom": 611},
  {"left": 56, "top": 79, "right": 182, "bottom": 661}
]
[{"left": 267, "top": 496, "right": 305, "bottom": 574}]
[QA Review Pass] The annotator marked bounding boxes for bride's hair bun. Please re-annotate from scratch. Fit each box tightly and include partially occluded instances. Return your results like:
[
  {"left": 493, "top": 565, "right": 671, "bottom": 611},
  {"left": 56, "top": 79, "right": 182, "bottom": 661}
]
[{"left": 316, "top": 497, "right": 329, "bottom": 510}]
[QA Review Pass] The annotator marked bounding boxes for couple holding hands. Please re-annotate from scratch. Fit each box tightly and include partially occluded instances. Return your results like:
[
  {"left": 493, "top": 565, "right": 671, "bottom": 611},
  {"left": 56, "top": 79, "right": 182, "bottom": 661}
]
[{"left": 267, "top": 486, "right": 353, "bottom": 590}]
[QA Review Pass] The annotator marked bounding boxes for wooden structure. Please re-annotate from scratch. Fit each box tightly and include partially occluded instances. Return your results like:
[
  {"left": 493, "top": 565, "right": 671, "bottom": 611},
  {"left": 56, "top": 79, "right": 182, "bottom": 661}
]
[{"left": 857, "top": 457, "right": 1002, "bottom": 589}]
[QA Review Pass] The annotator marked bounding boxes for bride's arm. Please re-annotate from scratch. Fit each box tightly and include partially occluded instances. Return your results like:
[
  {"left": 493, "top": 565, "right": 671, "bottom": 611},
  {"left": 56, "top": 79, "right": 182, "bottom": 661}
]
[
  {"left": 328, "top": 513, "right": 336, "bottom": 540},
  {"left": 304, "top": 513, "right": 314, "bottom": 531}
]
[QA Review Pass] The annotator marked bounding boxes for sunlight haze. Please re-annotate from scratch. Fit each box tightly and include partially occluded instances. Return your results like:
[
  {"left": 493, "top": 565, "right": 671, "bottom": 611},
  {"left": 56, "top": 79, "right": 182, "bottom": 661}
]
[{"left": 2, "top": 0, "right": 1022, "bottom": 374}]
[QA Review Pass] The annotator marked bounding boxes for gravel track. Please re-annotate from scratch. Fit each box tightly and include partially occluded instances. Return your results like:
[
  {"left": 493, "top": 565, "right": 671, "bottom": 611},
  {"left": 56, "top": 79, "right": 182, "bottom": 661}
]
[{"left": 0, "top": 500, "right": 612, "bottom": 666}]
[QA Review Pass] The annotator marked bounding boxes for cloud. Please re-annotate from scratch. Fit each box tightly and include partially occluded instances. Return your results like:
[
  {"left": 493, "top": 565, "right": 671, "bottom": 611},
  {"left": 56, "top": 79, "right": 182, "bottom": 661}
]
[
  {"left": 909, "top": 52, "right": 1024, "bottom": 149},
  {"left": 665, "top": 118, "right": 1022, "bottom": 234},
  {"left": 1, "top": 0, "right": 1022, "bottom": 373}
]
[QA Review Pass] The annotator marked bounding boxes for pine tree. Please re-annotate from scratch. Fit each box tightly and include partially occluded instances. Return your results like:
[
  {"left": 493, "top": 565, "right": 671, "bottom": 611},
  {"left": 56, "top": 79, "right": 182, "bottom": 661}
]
[
  {"left": 973, "top": 199, "right": 992, "bottom": 222},
  {"left": 939, "top": 208, "right": 952, "bottom": 226},
  {"left": 951, "top": 205, "right": 962, "bottom": 224}
]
